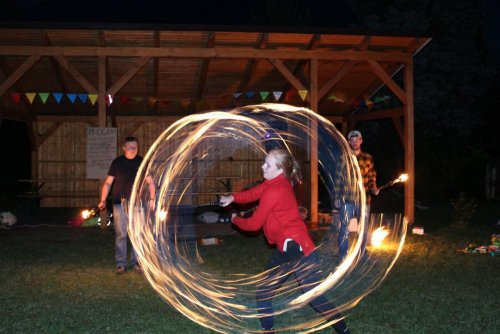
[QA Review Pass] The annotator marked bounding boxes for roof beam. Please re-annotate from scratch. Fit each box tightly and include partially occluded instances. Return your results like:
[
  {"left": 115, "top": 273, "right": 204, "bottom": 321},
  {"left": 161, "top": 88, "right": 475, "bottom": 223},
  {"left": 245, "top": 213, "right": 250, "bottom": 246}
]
[
  {"left": 53, "top": 55, "right": 98, "bottom": 94},
  {"left": 318, "top": 60, "right": 356, "bottom": 101},
  {"left": 41, "top": 31, "right": 69, "bottom": 93},
  {"left": 268, "top": 58, "right": 306, "bottom": 92},
  {"left": 0, "top": 57, "right": 36, "bottom": 118},
  {"left": 107, "top": 56, "right": 151, "bottom": 96},
  {"left": 367, "top": 59, "right": 407, "bottom": 102},
  {"left": 0, "top": 55, "right": 41, "bottom": 96},
  {"left": 195, "top": 32, "right": 216, "bottom": 106},
  {"left": 237, "top": 32, "right": 268, "bottom": 92},
  {"left": 0, "top": 46, "right": 410, "bottom": 62},
  {"left": 278, "top": 34, "right": 320, "bottom": 103}
]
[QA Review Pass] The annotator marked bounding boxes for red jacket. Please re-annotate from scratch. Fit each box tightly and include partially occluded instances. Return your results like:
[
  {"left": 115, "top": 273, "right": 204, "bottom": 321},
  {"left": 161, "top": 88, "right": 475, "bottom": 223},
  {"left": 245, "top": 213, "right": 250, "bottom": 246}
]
[{"left": 232, "top": 174, "right": 315, "bottom": 256}]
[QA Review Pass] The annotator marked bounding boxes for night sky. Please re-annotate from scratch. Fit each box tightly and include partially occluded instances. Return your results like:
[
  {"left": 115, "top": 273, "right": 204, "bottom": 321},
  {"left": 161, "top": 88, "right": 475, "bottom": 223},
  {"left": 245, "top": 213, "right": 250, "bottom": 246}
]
[{"left": 4, "top": 0, "right": 360, "bottom": 28}]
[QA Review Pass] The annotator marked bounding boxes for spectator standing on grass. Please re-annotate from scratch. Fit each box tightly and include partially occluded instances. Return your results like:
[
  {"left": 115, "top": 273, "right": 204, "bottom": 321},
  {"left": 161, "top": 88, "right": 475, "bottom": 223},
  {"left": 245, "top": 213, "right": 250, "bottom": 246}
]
[
  {"left": 220, "top": 149, "right": 350, "bottom": 334},
  {"left": 333, "top": 130, "right": 379, "bottom": 261},
  {"left": 98, "top": 136, "right": 155, "bottom": 274}
]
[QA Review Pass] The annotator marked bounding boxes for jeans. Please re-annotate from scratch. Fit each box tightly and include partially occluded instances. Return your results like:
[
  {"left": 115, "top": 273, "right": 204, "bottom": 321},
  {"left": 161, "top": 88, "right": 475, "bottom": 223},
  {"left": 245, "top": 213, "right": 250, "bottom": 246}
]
[
  {"left": 257, "top": 241, "right": 347, "bottom": 333},
  {"left": 113, "top": 204, "right": 137, "bottom": 267},
  {"left": 337, "top": 202, "right": 370, "bottom": 261}
]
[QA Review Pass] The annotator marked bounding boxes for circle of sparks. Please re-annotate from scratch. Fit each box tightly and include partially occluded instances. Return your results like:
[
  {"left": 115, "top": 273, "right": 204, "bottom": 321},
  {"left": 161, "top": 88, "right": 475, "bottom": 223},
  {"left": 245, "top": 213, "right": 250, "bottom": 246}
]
[{"left": 128, "top": 104, "right": 408, "bottom": 333}]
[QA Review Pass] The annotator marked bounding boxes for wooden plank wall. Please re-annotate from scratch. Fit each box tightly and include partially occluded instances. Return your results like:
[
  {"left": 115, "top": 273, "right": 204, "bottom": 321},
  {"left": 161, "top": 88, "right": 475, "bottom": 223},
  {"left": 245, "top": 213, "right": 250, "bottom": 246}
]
[
  {"left": 36, "top": 120, "right": 177, "bottom": 207},
  {"left": 36, "top": 119, "right": 312, "bottom": 211}
]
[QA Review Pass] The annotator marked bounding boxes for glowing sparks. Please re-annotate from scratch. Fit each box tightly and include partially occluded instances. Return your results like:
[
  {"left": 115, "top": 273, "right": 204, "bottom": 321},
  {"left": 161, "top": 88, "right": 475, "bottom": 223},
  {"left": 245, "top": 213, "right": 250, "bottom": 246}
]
[
  {"left": 81, "top": 209, "right": 93, "bottom": 219},
  {"left": 158, "top": 209, "right": 167, "bottom": 221},
  {"left": 125, "top": 104, "right": 408, "bottom": 333},
  {"left": 397, "top": 173, "right": 409, "bottom": 183},
  {"left": 371, "top": 226, "right": 390, "bottom": 247}
]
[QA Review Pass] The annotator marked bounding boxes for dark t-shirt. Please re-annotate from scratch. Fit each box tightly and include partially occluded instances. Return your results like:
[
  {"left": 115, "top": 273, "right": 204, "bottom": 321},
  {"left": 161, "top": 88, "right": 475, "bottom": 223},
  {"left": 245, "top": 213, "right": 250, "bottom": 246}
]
[{"left": 107, "top": 155, "right": 143, "bottom": 204}]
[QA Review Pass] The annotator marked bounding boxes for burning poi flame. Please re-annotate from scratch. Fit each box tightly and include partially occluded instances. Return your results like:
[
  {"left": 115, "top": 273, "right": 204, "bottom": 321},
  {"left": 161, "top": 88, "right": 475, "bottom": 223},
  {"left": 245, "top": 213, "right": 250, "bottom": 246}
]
[
  {"left": 81, "top": 209, "right": 93, "bottom": 219},
  {"left": 371, "top": 226, "right": 390, "bottom": 247},
  {"left": 397, "top": 173, "right": 408, "bottom": 183}
]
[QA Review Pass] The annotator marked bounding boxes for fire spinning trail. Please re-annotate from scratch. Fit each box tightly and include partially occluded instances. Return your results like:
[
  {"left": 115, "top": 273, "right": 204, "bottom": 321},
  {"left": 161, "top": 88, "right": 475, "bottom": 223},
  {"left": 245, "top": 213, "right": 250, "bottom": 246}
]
[{"left": 127, "top": 104, "right": 408, "bottom": 333}]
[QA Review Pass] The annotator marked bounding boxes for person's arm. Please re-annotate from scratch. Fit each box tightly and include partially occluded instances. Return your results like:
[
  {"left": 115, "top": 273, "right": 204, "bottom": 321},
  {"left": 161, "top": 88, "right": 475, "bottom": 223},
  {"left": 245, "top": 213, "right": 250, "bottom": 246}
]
[
  {"left": 220, "top": 182, "right": 266, "bottom": 207},
  {"left": 145, "top": 175, "right": 156, "bottom": 210},
  {"left": 98, "top": 175, "right": 114, "bottom": 209},
  {"left": 231, "top": 187, "right": 277, "bottom": 231}
]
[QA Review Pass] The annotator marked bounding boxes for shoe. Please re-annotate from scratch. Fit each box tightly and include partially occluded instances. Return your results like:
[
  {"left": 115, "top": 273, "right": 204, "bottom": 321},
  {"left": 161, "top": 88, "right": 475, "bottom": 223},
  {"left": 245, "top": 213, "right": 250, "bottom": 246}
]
[
  {"left": 132, "top": 264, "right": 142, "bottom": 273},
  {"left": 116, "top": 266, "right": 125, "bottom": 274}
]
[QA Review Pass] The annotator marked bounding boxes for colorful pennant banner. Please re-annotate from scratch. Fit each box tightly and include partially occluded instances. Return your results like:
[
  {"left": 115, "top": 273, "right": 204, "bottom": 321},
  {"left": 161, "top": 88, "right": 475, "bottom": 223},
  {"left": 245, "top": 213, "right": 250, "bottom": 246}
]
[{"left": 6, "top": 88, "right": 381, "bottom": 110}]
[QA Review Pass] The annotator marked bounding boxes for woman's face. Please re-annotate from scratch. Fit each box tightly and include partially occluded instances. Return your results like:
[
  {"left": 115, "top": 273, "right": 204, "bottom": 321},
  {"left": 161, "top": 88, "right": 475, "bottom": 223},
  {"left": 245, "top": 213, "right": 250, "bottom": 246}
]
[{"left": 262, "top": 154, "right": 283, "bottom": 180}]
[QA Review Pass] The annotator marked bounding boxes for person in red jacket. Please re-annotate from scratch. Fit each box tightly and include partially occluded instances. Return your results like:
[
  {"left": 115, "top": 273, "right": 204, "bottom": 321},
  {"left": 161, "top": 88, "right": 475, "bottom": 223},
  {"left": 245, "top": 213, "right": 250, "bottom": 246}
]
[{"left": 220, "top": 149, "right": 350, "bottom": 334}]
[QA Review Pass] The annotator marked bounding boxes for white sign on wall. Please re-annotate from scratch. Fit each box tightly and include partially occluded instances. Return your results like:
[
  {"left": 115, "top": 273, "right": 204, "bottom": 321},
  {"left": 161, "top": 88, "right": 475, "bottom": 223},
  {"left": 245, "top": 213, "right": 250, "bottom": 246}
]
[{"left": 87, "top": 127, "right": 117, "bottom": 179}]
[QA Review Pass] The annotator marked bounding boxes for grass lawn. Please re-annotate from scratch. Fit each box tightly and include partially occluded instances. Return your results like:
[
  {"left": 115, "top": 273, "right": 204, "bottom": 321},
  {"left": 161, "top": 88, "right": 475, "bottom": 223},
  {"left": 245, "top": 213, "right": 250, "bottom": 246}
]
[{"left": 0, "top": 202, "right": 498, "bottom": 333}]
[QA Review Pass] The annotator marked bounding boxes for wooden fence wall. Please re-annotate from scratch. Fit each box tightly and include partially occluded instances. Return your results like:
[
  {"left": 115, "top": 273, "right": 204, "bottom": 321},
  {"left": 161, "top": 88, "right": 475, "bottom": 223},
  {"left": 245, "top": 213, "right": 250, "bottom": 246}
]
[{"left": 33, "top": 119, "right": 312, "bottom": 210}]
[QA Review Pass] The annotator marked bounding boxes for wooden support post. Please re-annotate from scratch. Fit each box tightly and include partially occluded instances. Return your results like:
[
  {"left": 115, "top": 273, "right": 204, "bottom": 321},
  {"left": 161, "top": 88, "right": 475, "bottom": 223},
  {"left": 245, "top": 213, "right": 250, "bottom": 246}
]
[
  {"left": 97, "top": 55, "right": 107, "bottom": 228},
  {"left": 98, "top": 56, "right": 106, "bottom": 128},
  {"left": 309, "top": 59, "right": 319, "bottom": 224},
  {"left": 404, "top": 59, "right": 415, "bottom": 224}
]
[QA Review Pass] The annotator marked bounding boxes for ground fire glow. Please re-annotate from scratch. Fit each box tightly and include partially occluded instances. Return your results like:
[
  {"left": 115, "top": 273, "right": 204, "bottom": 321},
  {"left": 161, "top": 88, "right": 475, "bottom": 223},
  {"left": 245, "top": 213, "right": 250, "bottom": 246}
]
[
  {"left": 371, "top": 226, "right": 390, "bottom": 247},
  {"left": 127, "top": 104, "right": 408, "bottom": 333}
]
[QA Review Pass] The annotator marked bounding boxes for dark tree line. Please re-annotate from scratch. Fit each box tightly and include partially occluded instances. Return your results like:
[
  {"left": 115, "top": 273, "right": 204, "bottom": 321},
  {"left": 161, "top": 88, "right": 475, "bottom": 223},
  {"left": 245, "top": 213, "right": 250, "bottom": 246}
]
[{"left": 345, "top": 0, "right": 499, "bottom": 200}]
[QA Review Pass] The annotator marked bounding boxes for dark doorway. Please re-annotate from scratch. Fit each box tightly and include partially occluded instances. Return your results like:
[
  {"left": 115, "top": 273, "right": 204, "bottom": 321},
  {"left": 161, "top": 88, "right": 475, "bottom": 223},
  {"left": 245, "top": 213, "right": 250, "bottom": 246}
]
[{"left": 0, "top": 120, "right": 31, "bottom": 210}]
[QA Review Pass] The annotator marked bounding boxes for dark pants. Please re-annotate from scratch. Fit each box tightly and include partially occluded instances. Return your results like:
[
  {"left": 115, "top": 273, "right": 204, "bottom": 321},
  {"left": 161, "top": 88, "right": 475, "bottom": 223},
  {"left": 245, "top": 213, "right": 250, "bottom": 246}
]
[{"left": 256, "top": 241, "right": 348, "bottom": 333}]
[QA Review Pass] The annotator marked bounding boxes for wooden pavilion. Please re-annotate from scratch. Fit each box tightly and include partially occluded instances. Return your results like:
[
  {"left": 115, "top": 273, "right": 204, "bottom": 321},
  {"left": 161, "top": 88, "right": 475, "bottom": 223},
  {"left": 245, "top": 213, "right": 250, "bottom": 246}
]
[{"left": 0, "top": 23, "right": 431, "bottom": 223}]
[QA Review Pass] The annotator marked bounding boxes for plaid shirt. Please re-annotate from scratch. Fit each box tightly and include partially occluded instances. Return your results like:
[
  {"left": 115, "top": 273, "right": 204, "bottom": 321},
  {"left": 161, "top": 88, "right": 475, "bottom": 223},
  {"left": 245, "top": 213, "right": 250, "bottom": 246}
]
[{"left": 334, "top": 151, "right": 377, "bottom": 204}]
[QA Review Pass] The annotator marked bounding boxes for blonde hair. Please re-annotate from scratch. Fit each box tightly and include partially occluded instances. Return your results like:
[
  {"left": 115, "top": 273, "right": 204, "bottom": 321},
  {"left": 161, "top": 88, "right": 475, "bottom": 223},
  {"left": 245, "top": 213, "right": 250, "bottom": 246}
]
[{"left": 268, "top": 149, "right": 301, "bottom": 184}]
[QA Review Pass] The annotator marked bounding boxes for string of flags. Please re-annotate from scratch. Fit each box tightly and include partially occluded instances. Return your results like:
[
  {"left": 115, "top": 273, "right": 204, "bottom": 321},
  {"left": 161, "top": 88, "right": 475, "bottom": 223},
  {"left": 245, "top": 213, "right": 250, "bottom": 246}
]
[{"left": 8, "top": 90, "right": 391, "bottom": 109}]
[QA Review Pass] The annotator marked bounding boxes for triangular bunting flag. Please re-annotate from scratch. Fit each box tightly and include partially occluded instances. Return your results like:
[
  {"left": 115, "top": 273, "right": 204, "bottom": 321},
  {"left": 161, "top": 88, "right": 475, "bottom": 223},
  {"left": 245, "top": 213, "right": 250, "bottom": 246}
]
[
  {"left": 272, "top": 91, "right": 282, "bottom": 101},
  {"left": 133, "top": 96, "right": 143, "bottom": 103},
  {"left": 53, "top": 92, "right": 63, "bottom": 104},
  {"left": 330, "top": 92, "right": 346, "bottom": 103},
  {"left": 67, "top": 93, "right": 77, "bottom": 104},
  {"left": 373, "top": 96, "right": 384, "bottom": 103},
  {"left": 260, "top": 91, "right": 270, "bottom": 101},
  {"left": 39, "top": 93, "right": 49, "bottom": 104},
  {"left": 245, "top": 91, "right": 255, "bottom": 99},
  {"left": 78, "top": 94, "right": 88, "bottom": 104},
  {"left": 285, "top": 91, "right": 294, "bottom": 101},
  {"left": 365, "top": 99, "right": 374, "bottom": 107},
  {"left": 106, "top": 94, "right": 113, "bottom": 107},
  {"left": 25, "top": 93, "right": 37, "bottom": 104},
  {"left": 159, "top": 100, "right": 170, "bottom": 107},
  {"left": 180, "top": 99, "right": 190, "bottom": 109},
  {"left": 11, "top": 92, "right": 21, "bottom": 105},
  {"left": 119, "top": 96, "right": 130, "bottom": 105},
  {"left": 233, "top": 92, "right": 242, "bottom": 99},
  {"left": 88, "top": 94, "right": 98, "bottom": 105},
  {"left": 298, "top": 90, "right": 308, "bottom": 101},
  {"left": 147, "top": 97, "right": 158, "bottom": 107}
]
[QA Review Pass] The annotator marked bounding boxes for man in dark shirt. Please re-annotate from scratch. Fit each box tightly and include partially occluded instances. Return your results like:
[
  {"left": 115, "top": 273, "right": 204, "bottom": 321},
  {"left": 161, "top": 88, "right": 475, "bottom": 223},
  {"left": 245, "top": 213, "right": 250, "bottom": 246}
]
[{"left": 98, "top": 136, "right": 155, "bottom": 274}]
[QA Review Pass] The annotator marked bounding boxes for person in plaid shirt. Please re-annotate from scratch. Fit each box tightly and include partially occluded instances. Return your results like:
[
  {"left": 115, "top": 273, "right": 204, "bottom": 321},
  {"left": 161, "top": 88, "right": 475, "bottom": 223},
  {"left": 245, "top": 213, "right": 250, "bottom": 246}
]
[{"left": 333, "top": 130, "right": 378, "bottom": 261}]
